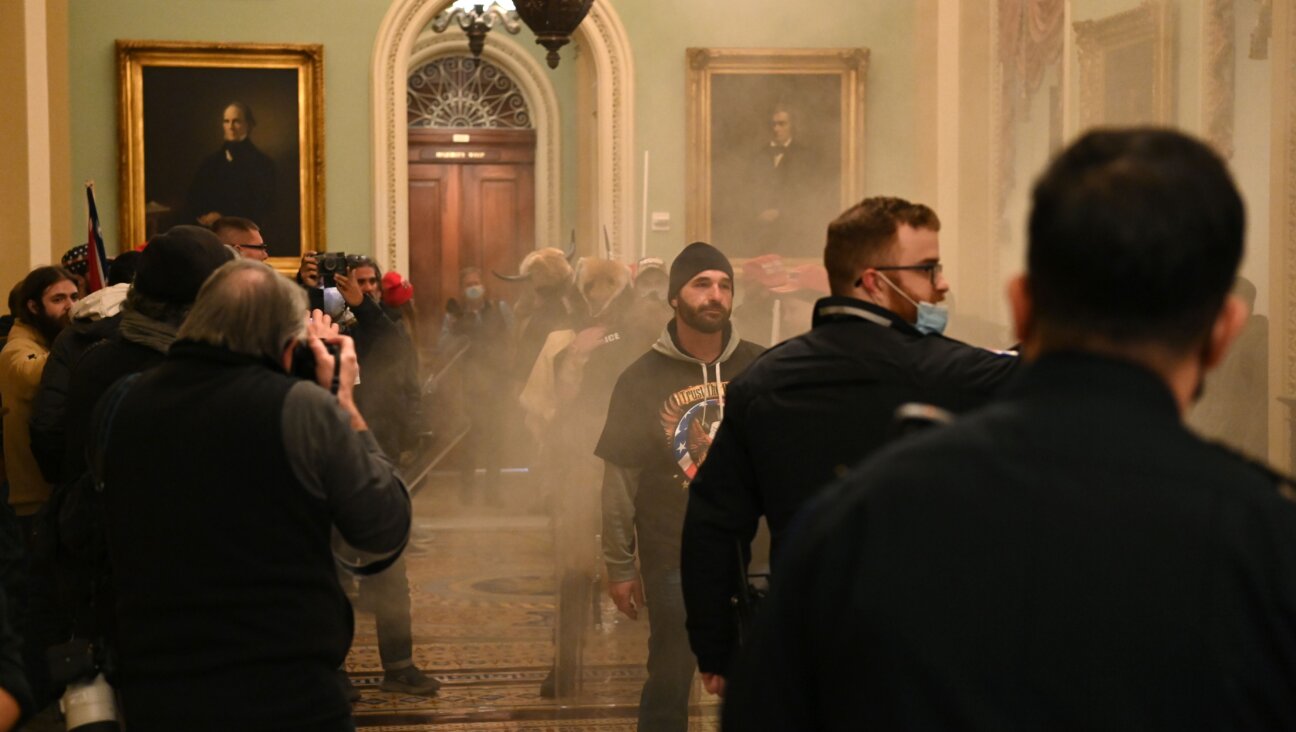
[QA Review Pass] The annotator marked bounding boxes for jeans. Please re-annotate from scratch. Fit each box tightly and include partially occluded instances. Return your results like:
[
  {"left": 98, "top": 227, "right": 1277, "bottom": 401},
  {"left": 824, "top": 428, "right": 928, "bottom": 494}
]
[
  {"left": 356, "top": 555, "right": 414, "bottom": 669},
  {"left": 638, "top": 566, "right": 695, "bottom": 732}
]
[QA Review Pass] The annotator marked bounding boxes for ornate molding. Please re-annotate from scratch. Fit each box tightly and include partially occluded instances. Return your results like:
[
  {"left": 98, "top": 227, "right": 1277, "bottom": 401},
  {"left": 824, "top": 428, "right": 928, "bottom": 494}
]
[
  {"left": 1202, "top": 0, "right": 1237, "bottom": 159},
  {"left": 1252, "top": 0, "right": 1273, "bottom": 59},
  {"left": 1074, "top": 0, "right": 1176, "bottom": 128},
  {"left": 370, "top": 0, "right": 634, "bottom": 273},
  {"left": 408, "top": 30, "right": 562, "bottom": 251},
  {"left": 1284, "top": 0, "right": 1296, "bottom": 399}
]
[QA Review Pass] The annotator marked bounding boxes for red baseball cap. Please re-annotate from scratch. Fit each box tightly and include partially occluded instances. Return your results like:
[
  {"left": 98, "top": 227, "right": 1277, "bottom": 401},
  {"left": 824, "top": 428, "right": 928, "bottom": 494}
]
[{"left": 381, "top": 271, "right": 414, "bottom": 308}]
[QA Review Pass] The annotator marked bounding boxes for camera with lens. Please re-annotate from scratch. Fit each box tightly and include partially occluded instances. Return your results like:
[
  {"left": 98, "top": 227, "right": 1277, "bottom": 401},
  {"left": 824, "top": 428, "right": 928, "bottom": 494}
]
[
  {"left": 290, "top": 339, "right": 343, "bottom": 393},
  {"left": 317, "top": 252, "right": 349, "bottom": 288},
  {"left": 48, "top": 639, "right": 119, "bottom": 731}
]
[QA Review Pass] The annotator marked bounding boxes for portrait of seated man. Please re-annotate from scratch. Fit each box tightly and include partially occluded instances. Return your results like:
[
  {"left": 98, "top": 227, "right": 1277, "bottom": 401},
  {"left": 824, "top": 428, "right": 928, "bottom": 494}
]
[{"left": 186, "top": 101, "right": 276, "bottom": 230}]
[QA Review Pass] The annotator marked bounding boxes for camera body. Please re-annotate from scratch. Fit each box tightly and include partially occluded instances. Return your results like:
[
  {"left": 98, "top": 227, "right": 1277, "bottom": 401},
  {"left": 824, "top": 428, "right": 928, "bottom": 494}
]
[
  {"left": 317, "top": 252, "right": 349, "bottom": 288},
  {"left": 290, "top": 340, "right": 343, "bottom": 392},
  {"left": 317, "top": 253, "right": 375, "bottom": 289},
  {"left": 48, "top": 639, "right": 120, "bottom": 731}
]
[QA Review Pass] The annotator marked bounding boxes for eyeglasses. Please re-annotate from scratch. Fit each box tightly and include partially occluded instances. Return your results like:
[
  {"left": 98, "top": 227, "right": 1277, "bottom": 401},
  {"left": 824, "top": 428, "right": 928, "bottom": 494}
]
[
  {"left": 236, "top": 243, "right": 269, "bottom": 251},
  {"left": 873, "top": 262, "right": 943, "bottom": 286}
]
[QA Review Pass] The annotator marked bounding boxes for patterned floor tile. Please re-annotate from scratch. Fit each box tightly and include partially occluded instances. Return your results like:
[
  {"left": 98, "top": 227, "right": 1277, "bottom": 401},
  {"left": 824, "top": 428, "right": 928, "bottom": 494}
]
[{"left": 349, "top": 477, "right": 720, "bottom": 730}]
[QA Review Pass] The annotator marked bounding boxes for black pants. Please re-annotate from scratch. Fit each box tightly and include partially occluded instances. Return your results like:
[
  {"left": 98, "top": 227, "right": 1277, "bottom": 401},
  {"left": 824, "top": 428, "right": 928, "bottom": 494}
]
[{"left": 638, "top": 566, "right": 695, "bottom": 732}]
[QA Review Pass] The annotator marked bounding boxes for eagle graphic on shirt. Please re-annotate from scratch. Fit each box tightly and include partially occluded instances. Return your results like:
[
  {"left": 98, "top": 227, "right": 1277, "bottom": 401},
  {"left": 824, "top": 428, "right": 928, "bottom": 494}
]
[{"left": 660, "top": 381, "right": 727, "bottom": 483}]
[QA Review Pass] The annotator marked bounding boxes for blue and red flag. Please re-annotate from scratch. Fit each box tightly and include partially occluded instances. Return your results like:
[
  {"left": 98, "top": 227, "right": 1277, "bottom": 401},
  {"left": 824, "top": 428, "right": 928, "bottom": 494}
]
[{"left": 84, "top": 182, "right": 109, "bottom": 293}]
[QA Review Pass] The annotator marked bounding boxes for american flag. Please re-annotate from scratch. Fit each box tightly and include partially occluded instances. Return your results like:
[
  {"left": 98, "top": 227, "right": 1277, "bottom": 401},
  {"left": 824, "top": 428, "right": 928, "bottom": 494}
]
[{"left": 84, "top": 182, "right": 109, "bottom": 293}]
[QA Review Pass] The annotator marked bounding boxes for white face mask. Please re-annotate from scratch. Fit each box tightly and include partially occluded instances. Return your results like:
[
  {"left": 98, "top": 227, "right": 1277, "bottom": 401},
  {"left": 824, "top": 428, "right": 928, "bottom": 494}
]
[
  {"left": 464, "top": 285, "right": 485, "bottom": 301},
  {"left": 877, "top": 273, "right": 949, "bottom": 336}
]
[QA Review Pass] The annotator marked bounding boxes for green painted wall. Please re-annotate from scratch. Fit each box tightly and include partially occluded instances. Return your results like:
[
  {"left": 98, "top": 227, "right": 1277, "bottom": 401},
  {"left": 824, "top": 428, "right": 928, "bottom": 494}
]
[
  {"left": 69, "top": 0, "right": 918, "bottom": 261},
  {"left": 71, "top": 0, "right": 390, "bottom": 253}
]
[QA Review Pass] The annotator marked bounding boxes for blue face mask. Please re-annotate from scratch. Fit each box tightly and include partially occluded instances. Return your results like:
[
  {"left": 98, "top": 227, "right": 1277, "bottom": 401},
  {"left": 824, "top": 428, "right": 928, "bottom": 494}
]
[
  {"left": 878, "top": 274, "right": 949, "bottom": 336},
  {"left": 913, "top": 301, "right": 950, "bottom": 336},
  {"left": 464, "top": 285, "right": 485, "bottom": 301}
]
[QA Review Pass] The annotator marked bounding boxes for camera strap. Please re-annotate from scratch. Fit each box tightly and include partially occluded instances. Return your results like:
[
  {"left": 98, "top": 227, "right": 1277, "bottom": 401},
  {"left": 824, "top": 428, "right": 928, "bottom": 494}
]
[{"left": 330, "top": 346, "right": 342, "bottom": 395}]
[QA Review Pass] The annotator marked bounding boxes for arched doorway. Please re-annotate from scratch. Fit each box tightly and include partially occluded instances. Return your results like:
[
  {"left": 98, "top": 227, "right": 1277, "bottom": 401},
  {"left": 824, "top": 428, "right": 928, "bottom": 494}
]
[
  {"left": 405, "top": 55, "right": 536, "bottom": 344},
  {"left": 372, "top": 0, "right": 636, "bottom": 275}
]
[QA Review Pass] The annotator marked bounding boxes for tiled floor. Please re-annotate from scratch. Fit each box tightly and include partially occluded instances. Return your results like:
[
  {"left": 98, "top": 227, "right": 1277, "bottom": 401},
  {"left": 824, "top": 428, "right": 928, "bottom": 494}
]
[{"left": 347, "top": 471, "right": 720, "bottom": 731}]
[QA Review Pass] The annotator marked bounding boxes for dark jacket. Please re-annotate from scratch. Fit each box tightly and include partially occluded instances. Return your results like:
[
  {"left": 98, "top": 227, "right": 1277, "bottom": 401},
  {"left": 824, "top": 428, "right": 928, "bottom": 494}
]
[
  {"left": 93, "top": 340, "right": 408, "bottom": 731},
  {"left": 29, "top": 313, "right": 122, "bottom": 483},
  {"left": 350, "top": 297, "right": 420, "bottom": 458},
  {"left": 186, "top": 138, "right": 275, "bottom": 227},
  {"left": 682, "top": 296, "right": 1019, "bottom": 674},
  {"left": 725, "top": 354, "right": 1296, "bottom": 731}
]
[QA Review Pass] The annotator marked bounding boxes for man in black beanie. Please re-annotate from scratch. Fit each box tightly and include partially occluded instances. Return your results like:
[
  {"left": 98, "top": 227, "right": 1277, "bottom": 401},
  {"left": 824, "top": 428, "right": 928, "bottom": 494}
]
[
  {"left": 36, "top": 226, "right": 234, "bottom": 705},
  {"left": 61, "top": 224, "right": 232, "bottom": 507},
  {"left": 65, "top": 224, "right": 233, "bottom": 473},
  {"left": 595, "top": 241, "right": 763, "bottom": 731}
]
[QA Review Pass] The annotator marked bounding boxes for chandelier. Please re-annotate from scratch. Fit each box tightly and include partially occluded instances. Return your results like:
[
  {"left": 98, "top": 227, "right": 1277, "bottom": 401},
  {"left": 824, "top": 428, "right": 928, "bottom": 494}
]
[
  {"left": 432, "top": 0, "right": 594, "bottom": 69},
  {"left": 432, "top": 1, "right": 522, "bottom": 60}
]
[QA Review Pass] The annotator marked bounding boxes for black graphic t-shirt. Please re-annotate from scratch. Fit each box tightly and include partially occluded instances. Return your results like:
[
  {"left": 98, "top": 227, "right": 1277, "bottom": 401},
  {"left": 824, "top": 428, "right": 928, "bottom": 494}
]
[{"left": 596, "top": 339, "right": 764, "bottom": 569}]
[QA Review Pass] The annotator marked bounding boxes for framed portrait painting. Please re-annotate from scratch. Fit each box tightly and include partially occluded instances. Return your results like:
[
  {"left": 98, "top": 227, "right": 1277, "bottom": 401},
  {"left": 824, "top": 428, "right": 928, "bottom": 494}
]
[
  {"left": 117, "top": 41, "right": 325, "bottom": 270},
  {"left": 686, "top": 48, "right": 868, "bottom": 259},
  {"left": 1074, "top": 0, "right": 1176, "bottom": 129}
]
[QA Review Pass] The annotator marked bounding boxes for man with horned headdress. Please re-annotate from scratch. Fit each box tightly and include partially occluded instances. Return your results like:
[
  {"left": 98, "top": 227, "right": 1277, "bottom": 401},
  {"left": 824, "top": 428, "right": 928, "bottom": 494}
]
[{"left": 518, "top": 250, "right": 663, "bottom": 697}]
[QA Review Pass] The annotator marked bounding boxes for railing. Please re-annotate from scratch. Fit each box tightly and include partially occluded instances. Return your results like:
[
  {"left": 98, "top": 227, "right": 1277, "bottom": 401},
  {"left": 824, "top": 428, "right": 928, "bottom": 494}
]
[{"left": 401, "top": 340, "right": 472, "bottom": 496}]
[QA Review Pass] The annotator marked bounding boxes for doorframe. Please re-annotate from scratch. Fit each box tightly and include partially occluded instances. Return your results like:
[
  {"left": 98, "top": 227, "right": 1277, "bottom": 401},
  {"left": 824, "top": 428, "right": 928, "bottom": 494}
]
[
  {"left": 407, "top": 32, "right": 560, "bottom": 259},
  {"left": 372, "top": 0, "right": 636, "bottom": 275}
]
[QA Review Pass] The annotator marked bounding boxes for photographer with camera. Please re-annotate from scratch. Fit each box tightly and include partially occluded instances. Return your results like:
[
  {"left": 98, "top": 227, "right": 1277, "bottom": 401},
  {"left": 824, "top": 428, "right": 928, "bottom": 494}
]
[
  {"left": 87, "top": 259, "right": 411, "bottom": 730},
  {"left": 330, "top": 257, "right": 437, "bottom": 696}
]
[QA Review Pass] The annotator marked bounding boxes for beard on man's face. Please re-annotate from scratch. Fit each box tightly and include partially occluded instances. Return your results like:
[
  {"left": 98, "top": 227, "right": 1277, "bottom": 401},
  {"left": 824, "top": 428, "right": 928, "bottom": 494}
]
[
  {"left": 31, "top": 308, "right": 70, "bottom": 344},
  {"left": 676, "top": 296, "right": 731, "bottom": 334}
]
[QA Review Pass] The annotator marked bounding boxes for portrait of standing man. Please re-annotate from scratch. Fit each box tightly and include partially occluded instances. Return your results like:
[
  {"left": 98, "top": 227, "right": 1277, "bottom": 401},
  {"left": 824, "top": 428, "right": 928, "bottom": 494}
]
[
  {"left": 695, "top": 53, "right": 860, "bottom": 261},
  {"left": 748, "top": 106, "right": 832, "bottom": 257}
]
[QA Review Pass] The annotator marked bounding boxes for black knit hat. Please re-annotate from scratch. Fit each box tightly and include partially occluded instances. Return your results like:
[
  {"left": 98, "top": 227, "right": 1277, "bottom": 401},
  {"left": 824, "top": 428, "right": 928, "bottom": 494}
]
[
  {"left": 669, "top": 242, "right": 733, "bottom": 301},
  {"left": 134, "top": 225, "right": 233, "bottom": 304}
]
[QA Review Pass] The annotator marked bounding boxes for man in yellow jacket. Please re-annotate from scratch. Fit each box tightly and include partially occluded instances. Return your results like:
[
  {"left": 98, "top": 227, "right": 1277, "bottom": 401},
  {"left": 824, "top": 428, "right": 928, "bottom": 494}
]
[{"left": 0, "top": 266, "right": 78, "bottom": 518}]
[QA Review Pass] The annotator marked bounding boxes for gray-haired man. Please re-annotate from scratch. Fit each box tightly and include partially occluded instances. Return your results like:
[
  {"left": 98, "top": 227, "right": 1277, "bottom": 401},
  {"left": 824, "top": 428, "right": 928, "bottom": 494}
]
[{"left": 89, "top": 260, "right": 410, "bottom": 731}]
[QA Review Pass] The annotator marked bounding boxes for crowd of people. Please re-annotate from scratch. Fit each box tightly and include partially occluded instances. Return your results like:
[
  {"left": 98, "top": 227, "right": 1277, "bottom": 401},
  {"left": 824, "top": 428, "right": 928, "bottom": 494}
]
[{"left": 0, "top": 125, "right": 1289, "bottom": 731}]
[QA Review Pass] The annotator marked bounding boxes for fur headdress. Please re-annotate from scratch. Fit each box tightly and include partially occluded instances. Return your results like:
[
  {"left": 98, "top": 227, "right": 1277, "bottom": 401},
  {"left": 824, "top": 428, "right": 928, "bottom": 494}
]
[
  {"left": 575, "top": 257, "right": 631, "bottom": 316},
  {"left": 519, "top": 247, "right": 574, "bottom": 291}
]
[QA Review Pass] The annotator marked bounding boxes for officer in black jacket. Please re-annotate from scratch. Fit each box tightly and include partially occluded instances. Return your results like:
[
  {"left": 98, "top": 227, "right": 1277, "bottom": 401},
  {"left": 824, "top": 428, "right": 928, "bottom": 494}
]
[
  {"left": 724, "top": 128, "right": 1296, "bottom": 730},
  {"left": 681, "top": 197, "right": 1018, "bottom": 691}
]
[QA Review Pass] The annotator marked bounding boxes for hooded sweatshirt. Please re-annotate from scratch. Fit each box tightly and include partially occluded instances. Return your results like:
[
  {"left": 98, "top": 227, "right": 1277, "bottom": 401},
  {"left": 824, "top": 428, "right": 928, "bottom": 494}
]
[{"left": 595, "top": 321, "right": 764, "bottom": 579}]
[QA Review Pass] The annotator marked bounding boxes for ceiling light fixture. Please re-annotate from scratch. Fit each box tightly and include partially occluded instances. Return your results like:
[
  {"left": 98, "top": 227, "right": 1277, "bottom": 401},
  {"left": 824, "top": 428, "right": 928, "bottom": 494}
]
[{"left": 431, "top": 0, "right": 594, "bottom": 69}]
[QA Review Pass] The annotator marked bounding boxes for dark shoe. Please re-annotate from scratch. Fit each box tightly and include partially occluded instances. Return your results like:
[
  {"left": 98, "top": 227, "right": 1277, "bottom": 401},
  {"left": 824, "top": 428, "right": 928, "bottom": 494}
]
[
  {"left": 538, "top": 666, "right": 556, "bottom": 698},
  {"left": 339, "top": 671, "right": 361, "bottom": 704},
  {"left": 380, "top": 666, "right": 441, "bottom": 696}
]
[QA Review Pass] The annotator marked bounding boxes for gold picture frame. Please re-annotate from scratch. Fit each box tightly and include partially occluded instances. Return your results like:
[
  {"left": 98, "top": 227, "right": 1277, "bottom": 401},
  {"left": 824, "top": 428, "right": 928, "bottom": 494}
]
[
  {"left": 685, "top": 48, "right": 868, "bottom": 257},
  {"left": 1074, "top": 1, "right": 1176, "bottom": 129},
  {"left": 117, "top": 40, "right": 325, "bottom": 272}
]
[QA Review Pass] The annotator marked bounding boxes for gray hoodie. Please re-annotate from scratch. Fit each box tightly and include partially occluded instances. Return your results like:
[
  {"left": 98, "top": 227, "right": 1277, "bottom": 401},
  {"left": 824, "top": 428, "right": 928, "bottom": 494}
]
[{"left": 595, "top": 322, "right": 764, "bottom": 580}]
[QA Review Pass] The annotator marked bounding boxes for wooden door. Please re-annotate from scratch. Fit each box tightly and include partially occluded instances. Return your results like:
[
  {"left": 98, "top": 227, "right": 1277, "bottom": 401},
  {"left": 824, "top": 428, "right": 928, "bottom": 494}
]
[{"left": 408, "top": 128, "right": 536, "bottom": 347}]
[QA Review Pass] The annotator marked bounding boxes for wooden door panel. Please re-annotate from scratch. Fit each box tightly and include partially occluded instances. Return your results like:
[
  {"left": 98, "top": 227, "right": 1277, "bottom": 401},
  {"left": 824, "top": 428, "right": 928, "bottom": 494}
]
[
  {"left": 408, "top": 129, "right": 535, "bottom": 348},
  {"left": 462, "top": 164, "right": 535, "bottom": 305},
  {"left": 408, "top": 163, "right": 459, "bottom": 345}
]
